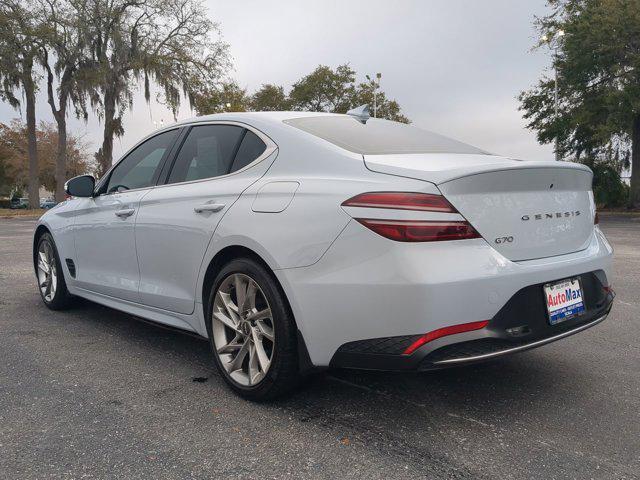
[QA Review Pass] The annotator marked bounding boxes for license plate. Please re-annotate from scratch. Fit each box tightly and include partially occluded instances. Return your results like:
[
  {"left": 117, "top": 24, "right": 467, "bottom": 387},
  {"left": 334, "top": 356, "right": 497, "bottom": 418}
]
[{"left": 544, "top": 278, "right": 585, "bottom": 325}]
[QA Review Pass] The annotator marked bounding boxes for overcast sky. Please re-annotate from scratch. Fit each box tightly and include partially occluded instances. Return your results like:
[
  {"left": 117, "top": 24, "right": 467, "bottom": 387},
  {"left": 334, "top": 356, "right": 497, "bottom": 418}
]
[{"left": 0, "top": 0, "right": 555, "bottom": 162}]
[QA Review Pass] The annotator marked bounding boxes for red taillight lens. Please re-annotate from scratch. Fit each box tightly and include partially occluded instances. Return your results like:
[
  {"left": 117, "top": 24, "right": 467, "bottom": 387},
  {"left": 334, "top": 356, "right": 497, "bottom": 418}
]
[
  {"left": 342, "top": 192, "right": 458, "bottom": 213},
  {"left": 403, "top": 320, "right": 490, "bottom": 355},
  {"left": 356, "top": 219, "right": 481, "bottom": 242}
]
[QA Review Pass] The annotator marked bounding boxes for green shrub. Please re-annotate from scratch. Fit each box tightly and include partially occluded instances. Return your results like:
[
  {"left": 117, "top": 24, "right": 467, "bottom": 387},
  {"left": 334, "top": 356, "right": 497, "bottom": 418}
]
[{"left": 591, "top": 163, "right": 629, "bottom": 208}]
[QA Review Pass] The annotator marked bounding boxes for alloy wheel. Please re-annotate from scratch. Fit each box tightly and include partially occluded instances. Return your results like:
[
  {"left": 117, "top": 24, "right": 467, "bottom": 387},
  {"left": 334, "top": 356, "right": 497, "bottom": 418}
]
[
  {"left": 37, "top": 240, "right": 57, "bottom": 302},
  {"left": 212, "top": 273, "right": 275, "bottom": 386}
]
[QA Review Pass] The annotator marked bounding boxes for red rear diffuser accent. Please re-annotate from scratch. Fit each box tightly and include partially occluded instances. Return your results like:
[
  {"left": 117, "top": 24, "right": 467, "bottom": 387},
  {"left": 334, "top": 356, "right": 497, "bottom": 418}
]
[{"left": 403, "top": 320, "right": 490, "bottom": 355}]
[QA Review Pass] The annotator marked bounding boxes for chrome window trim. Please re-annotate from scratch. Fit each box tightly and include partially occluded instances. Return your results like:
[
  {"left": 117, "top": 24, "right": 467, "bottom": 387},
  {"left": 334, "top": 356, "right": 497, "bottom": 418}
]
[
  {"left": 95, "top": 120, "right": 278, "bottom": 196},
  {"left": 95, "top": 127, "right": 182, "bottom": 197},
  {"left": 154, "top": 120, "right": 278, "bottom": 190}
]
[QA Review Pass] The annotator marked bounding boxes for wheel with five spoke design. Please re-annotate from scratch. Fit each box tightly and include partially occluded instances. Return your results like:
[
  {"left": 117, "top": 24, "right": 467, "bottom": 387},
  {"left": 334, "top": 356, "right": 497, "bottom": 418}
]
[
  {"left": 207, "top": 258, "right": 300, "bottom": 400},
  {"left": 35, "top": 232, "right": 72, "bottom": 310}
]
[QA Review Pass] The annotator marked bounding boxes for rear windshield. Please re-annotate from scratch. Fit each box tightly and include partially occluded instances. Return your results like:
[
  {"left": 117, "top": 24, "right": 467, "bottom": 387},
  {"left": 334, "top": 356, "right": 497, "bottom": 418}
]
[{"left": 284, "top": 116, "right": 487, "bottom": 155}]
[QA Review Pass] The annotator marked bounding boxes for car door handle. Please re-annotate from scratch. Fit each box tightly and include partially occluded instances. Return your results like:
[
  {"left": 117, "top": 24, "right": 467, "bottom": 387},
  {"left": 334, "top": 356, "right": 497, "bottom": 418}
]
[
  {"left": 194, "top": 203, "right": 225, "bottom": 213},
  {"left": 115, "top": 208, "right": 135, "bottom": 218}
]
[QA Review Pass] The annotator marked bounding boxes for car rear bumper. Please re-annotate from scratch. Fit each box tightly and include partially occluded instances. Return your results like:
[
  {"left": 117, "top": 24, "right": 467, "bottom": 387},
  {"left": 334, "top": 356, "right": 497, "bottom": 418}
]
[
  {"left": 276, "top": 221, "right": 614, "bottom": 367},
  {"left": 329, "top": 273, "right": 614, "bottom": 371}
]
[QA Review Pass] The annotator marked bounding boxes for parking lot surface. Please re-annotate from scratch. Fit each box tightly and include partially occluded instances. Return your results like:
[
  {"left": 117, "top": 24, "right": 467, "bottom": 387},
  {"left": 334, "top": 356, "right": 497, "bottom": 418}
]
[{"left": 1, "top": 216, "right": 638, "bottom": 479}]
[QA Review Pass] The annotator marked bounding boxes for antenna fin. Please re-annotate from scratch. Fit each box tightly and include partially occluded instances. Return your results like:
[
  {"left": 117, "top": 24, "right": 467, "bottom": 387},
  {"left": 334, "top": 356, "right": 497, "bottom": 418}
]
[{"left": 346, "top": 104, "right": 370, "bottom": 124}]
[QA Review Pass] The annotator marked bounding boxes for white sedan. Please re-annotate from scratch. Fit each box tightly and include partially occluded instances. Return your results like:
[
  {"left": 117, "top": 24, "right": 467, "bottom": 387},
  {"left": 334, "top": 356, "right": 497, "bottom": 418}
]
[{"left": 33, "top": 110, "right": 614, "bottom": 400}]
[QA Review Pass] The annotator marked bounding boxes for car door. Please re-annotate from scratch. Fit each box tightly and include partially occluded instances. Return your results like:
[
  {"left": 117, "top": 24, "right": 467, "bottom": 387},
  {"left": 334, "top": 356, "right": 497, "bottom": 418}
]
[
  {"left": 73, "top": 129, "right": 179, "bottom": 302},
  {"left": 134, "top": 122, "right": 277, "bottom": 315}
]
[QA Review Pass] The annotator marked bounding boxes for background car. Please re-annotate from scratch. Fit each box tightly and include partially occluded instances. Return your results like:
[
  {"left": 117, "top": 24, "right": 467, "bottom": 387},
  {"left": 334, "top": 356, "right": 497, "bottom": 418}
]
[
  {"left": 33, "top": 110, "right": 614, "bottom": 400},
  {"left": 10, "top": 197, "right": 29, "bottom": 209},
  {"left": 40, "top": 198, "right": 57, "bottom": 209}
]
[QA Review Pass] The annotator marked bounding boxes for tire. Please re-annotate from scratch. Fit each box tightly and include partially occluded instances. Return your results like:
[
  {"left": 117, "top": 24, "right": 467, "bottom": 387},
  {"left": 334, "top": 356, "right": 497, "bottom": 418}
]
[
  {"left": 35, "top": 232, "right": 73, "bottom": 310},
  {"left": 206, "top": 257, "right": 300, "bottom": 401}
]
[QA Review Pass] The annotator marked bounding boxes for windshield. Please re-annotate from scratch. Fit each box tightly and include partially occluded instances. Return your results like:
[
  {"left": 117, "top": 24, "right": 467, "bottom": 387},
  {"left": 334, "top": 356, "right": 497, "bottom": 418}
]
[{"left": 284, "top": 116, "right": 487, "bottom": 155}]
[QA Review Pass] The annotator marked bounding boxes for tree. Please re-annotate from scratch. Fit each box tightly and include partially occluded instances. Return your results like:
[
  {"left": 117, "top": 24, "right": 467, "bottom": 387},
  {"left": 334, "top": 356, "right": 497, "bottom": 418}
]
[
  {"left": 190, "top": 64, "right": 410, "bottom": 122},
  {"left": 352, "top": 81, "right": 410, "bottom": 123},
  {"left": 0, "top": 0, "right": 47, "bottom": 207},
  {"left": 39, "top": 0, "right": 92, "bottom": 201},
  {"left": 519, "top": 0, "right": 640, "bottom": 207},
  {"left": 288, "top": 64, "right": 356, "bottom": 112},
  {"left": 85, "top": 0, "right": 230, "bottom": 175},
  {"left": 0, "top": 120, "right": 92, "bottom": 195},
  {"left": 286, "top": 64, "right": 409, "bottom": 121},
  {"left": 193, "top": 81, "right": 249, "bottom": 114},
  {"left": 250, "top": 84, "right": 290, "bottom": 111}
]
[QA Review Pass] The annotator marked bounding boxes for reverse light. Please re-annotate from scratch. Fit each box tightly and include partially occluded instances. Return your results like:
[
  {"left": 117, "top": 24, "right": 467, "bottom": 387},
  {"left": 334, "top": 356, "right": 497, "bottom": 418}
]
[
  {"left": 403, "top": 320, "right": 490, "bottom": 355},
  {"left": 342, "top": 192, "right": 458, "bottom": 213},
  {"left": 356, "top": 219, "right": 481, "bottom": 242}
]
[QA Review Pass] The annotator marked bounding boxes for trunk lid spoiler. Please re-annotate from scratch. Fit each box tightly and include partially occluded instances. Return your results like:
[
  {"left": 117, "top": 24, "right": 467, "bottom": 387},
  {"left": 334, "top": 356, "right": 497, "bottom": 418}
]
[{"left": 363, "top": 153, "right": 592, "bottom": 185}]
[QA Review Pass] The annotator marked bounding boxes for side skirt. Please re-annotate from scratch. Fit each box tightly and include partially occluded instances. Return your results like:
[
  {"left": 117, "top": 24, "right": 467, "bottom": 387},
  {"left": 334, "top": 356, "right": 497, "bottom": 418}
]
[{"left": 68, "top": 286, "right": 207, "bottom": 337}]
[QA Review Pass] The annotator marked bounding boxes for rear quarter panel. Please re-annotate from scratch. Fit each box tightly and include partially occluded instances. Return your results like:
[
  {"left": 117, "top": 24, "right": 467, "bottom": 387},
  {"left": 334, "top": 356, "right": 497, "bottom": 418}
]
[{"left": 198, "top": 122, "right": 443, "bottom": 338}]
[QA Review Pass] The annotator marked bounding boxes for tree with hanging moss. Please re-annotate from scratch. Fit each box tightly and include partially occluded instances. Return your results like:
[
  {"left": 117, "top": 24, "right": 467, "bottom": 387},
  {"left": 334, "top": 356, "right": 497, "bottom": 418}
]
[
  {"left": 0, "top": 0, "right": 49, "bottom": 207},
  {"left": 84, "top": 0, "right": 230, "bottom": 175},
  {"left": 37, "top": 0, "right": 94, "bottom": 201}
]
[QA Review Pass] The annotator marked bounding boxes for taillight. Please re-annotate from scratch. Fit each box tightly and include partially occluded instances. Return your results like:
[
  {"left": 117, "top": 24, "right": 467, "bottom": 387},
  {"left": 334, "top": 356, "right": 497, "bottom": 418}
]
[
  {"left": 403, "top": 320, "right": 490, "bottom": 355},
  {"left": 356, "top": 219, "right": 480, "bottom": 242},
  {"left": 343, "top": 192, "right": 480, "bottom": 242},
  {"left": 342, "top": 192, "right": 458, "bottom": 213}
]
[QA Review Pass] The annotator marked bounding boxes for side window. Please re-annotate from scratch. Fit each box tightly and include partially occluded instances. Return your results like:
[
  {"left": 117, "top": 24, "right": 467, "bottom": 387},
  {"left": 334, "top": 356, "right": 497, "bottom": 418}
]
[
  {"left": 106, "top": 129, "right": 177, "bottom": 193},
  {"left": 230, "top": 130, "right": 267, "bottom": 172},
  {"left": 167, "top": 125, "right": 245, "bottom": 184}
]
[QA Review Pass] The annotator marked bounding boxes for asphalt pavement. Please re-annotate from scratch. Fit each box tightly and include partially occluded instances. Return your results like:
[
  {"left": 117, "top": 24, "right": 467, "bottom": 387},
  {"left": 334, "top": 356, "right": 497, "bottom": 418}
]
[{"left": 0, "top": 216, "right": 638, "bottom": 479}]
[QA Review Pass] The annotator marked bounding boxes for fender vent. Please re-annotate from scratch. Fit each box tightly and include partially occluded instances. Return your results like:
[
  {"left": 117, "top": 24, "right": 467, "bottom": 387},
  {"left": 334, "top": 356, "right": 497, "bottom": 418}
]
[{"left": 65, "top": 259, "right": 76, "bottom": 278}]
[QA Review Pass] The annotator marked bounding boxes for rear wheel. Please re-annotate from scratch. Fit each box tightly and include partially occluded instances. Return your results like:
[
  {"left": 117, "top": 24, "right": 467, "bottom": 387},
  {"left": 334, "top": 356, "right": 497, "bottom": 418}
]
[
  {"left": 35, "top": 233, "right": 73, "bottom": 310},
  {"left": 207, "top": 258, "right": 300, "bottom": 400}
]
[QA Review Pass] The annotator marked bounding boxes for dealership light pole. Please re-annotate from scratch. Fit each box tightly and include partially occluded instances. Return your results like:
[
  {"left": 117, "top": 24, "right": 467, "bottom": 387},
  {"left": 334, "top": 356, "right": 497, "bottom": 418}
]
[
  {"left": 542, "top": 29, "right": 565, "bottom": 161},
  {"left": 366, "top": 73, "right": 382, "bottom": 118}
]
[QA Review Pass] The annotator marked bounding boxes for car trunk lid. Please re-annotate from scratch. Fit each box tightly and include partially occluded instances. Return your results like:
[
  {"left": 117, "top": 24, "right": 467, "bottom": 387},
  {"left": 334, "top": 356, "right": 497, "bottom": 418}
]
[{"left": 364, "top": 154, "right": 595, "bottom": 261}]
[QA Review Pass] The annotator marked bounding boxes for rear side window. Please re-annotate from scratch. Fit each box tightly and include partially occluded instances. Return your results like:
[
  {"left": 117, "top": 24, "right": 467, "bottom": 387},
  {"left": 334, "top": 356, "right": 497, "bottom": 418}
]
[
  {"left": 231, "top": 130, "right": 267, "bottom": 172},
  {"left": 167, "top": 125, "right": 245, "bottom": 184},
  {"left": 284, "top": 116, "right": 487, "bottom": 155}
]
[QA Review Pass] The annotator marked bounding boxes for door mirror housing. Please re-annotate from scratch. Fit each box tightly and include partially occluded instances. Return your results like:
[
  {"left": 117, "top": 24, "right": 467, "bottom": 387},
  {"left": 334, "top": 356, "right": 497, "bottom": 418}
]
[{"left": 64, "top": 175, "right": 95, "bottom": 198}]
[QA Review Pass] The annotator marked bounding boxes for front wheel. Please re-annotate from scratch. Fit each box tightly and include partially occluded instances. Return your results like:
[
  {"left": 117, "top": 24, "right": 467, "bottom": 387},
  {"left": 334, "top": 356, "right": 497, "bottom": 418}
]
[
  {"left": 207, "top": 258, "right": 300, "bottom": 401},
  {"left": 35, "top": 232, "right": 73, "bottom": 310}
]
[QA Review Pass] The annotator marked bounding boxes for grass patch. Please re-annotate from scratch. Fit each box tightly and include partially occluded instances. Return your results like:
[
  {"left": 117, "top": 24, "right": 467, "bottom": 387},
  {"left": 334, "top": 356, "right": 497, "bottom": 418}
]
[{"left": 0, "top": 209, "right": 44, "bottom": 219}]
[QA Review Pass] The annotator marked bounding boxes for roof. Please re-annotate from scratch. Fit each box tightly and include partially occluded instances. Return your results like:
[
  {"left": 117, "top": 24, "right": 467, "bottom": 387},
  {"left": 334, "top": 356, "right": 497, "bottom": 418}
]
[
  {"left": 173, "top": 110, "right": 342, "bottom": 128},
  {"left": 161, "top": 111, "right": 489, "bottom": 156}
]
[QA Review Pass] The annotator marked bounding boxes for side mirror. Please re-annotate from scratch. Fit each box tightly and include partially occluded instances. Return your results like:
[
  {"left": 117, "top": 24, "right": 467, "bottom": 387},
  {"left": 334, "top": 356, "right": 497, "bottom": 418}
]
[{"left": 64, "top": 175, "right": 95, "bottom": 198}]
